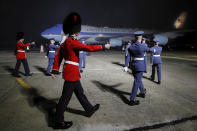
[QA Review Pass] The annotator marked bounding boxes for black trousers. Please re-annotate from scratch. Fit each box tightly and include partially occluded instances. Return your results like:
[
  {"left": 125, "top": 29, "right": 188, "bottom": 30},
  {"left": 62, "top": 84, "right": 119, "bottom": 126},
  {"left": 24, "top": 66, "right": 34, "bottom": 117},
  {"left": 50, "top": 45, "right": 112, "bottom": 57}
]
[
  {"left": 55, "top": 80, "right": 93, "bottom": 122},
  {"left": 14, "top": 59, "right": 30, "bottom": 75}
]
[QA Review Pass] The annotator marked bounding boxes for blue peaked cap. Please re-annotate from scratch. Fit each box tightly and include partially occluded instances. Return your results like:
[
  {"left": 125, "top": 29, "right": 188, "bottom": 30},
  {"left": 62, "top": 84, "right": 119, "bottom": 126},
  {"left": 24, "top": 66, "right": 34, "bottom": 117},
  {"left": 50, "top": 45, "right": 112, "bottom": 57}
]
[{"left": 134, "top": 31, "right": 144, "bottom": 36}]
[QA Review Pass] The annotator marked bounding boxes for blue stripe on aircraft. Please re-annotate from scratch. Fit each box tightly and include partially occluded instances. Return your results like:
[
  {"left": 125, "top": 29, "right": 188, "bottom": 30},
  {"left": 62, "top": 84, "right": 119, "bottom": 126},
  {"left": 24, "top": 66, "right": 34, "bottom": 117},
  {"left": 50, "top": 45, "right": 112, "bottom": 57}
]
[{"left": 79, "top": 32, "right": 132, "bottom": 36}]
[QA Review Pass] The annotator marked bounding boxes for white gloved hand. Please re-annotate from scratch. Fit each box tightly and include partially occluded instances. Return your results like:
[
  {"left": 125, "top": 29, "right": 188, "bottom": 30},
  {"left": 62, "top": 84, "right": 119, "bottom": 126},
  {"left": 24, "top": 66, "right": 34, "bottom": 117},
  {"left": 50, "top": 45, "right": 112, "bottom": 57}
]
[{"left": 124, "top": 67, "right": 128, "bottom": 72}]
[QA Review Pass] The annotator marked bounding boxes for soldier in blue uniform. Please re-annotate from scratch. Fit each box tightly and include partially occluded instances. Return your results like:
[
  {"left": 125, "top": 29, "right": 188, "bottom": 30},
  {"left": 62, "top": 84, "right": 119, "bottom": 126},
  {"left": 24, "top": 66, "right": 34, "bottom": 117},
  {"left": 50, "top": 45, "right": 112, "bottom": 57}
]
[
  {"left": 79, "top": 40, "right": 87, "bottom": 73},
  {"left": 46, "top": 39, "right": 60, "bottom": 76},
  {"left": 150, "top": 38, "right": 162, "bottom": 84},
  {"left": 128, "top": 31, "right": 153, "bottom": 106},
  {"left": 124, "top": 41, "right": 131, "bottom": 72},
  {"left": 142, "top": 38, "right": 148, "bottom": 73}
]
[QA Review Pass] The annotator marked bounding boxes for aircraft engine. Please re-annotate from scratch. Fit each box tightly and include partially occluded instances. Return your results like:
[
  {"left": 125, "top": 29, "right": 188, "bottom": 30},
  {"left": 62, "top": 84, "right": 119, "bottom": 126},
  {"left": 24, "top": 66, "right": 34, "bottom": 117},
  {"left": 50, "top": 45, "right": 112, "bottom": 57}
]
[
  {"left": 109, "top": 38, "right": 122, "bottom": 47},
  {"left": 153, "top": 34, "right": 168, "bottom": 45}
]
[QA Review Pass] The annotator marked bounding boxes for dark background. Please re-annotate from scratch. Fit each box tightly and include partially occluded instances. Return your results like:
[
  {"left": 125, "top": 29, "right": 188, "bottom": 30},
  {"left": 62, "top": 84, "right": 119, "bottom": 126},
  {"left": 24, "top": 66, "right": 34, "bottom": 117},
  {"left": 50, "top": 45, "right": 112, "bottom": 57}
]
[{"left": 0, "top": 0, "right": 196, "bottom": 49}]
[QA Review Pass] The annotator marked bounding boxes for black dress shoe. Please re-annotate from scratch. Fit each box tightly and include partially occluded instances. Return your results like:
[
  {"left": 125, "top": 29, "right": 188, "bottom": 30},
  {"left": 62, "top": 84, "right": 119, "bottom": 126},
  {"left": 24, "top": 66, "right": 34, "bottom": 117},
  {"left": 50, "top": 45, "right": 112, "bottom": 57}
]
[
  {"left": 86, "top": 104, "right": 100, "bottom": 117},
  {"left": 137, "top": 88, "right": 146, "bottom": 98},
  {"left": 53, "top": 121, "right": 73, "bottom": 129},
  {"left": 82, "top": 66, "right": 85, "bottom": 68},
  {"left": 137, "top": 93, "right": 145, "bottom": 98},
  {"left": 14, "top": 73, "right": 21, "bottom": 77},
  {"left": 45, "top": 73, "right": 52, "bottom": 76},
  {"left": 158, "top": 81, "right": 161, "bottom": 84},
  {"left": 128, "top": 100, "right": 140, "bottom": 106},
  {"left": 80, "top": 70, "right": 83, "bottom": 73},
  {"left": 25, "top": 72, "right": 33, "bottom": 76}
]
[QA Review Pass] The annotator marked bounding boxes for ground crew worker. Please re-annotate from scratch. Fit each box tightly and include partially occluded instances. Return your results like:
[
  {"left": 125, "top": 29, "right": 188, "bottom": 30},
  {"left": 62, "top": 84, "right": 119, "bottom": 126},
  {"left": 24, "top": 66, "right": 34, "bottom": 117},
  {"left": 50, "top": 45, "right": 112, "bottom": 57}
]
[
  {"left": 150, "top": 38, "right": 162, "bottom": 84},
  {"left": 51, "top": 12, "right": 110, "bottom": 129}
]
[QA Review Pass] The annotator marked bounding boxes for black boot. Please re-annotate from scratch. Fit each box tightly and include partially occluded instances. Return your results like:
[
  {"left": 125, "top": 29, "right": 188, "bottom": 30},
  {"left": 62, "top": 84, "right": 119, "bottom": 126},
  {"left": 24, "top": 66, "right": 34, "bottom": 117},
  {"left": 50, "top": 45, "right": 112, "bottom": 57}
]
[
  {"left": 25, "top": 72, "right": 33, "bottom": 76},
  {"left": 86, "top": 104, "right": 100, "bottom": 117},
  {"left": 53, "top": 121, "right": 73, "bottom": 129},
  {"left": 137, "top": 88, "right": 146, "bottom": 98},
  {"left": 128, "top": 100, "right": 140, "bottom": 106}
]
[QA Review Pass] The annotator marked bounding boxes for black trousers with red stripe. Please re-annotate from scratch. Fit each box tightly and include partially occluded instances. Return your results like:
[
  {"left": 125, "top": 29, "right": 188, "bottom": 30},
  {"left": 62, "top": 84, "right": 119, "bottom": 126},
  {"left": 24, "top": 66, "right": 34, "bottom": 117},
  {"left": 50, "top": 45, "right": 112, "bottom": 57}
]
[{"left": 55, "top": 80, "right": 93, "bottom": 122}]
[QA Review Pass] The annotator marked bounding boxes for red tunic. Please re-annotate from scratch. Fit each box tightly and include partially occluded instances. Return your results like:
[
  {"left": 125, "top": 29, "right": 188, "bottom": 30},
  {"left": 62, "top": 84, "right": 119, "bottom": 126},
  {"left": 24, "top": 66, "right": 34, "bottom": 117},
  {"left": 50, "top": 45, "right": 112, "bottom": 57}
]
[
  {"left": 15, "top": 42, "right": 30, "bottom": 59},
  {"left": 52, "top": 37, "right": 102, "bottom": 81}
]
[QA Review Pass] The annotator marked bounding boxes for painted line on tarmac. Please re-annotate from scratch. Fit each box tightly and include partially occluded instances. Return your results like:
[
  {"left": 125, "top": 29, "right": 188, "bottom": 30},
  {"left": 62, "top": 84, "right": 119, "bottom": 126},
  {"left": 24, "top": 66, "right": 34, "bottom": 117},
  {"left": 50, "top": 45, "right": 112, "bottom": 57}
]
[
  {"left": 15, "top": 78, "right": 32, "bottom": 89},
  {"left": 162, "top": 56, "right": 197, "bottom": 62}
]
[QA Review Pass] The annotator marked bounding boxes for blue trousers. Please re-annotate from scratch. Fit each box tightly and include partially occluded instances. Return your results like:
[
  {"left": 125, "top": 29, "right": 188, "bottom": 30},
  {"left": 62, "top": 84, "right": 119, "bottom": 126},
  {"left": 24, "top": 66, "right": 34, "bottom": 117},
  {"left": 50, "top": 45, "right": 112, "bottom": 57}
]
[
  {"left": 125, "top": 54, "right": 130, "bottom": 67},
  {"left": 151, "top": 64, "right": 162, "bottom": 81},
  {"left": 46, "top": 58, "right": 54, "bottom": 74},
  {"left": 79, "top": 53, "right": 86, "bottom": 70},
  {"left": 130, "top": 71, "right": 145, "bottom": 101}
]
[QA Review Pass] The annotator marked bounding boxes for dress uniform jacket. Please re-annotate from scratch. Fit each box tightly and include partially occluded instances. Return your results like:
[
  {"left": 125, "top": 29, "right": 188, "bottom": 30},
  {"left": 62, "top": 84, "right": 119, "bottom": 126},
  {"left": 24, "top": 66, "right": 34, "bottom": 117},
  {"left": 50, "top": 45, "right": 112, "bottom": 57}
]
[
  {"left": 52, "top": 36, "right": 102, "bottom": 81},
  {"left": 48, "top": 43, "right": 60, "bottom": 58},
  {"left": 150, "top": 45, "right": 162, "bottom": 65},
  {"left": 125, "top": 44, "right": 131, "bottom": 67},
  {"left": 129, "top": 41, "right": 151, "bottom": 71},
  {"left": 15, "top": 42, "right": 30, "bottom": 59}
]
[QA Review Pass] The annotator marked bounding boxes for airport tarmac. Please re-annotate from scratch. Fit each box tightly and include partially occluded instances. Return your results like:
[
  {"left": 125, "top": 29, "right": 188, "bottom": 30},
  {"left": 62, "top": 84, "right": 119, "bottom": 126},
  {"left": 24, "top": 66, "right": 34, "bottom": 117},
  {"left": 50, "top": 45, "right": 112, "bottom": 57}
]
[{"left": 0, "top": 50, "right": 197, "bottom": 131}]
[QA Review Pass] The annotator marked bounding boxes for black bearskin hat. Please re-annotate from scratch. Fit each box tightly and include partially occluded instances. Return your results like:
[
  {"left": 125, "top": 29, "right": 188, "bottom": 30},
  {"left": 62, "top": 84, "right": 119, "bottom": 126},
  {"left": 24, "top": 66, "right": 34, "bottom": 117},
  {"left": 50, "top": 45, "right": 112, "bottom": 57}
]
[
  {"left": 63, "top": 12, "right": 82, "bottom": 35},
  {"left": 16, "top": 32, "right": 24, "bottom": 40}
]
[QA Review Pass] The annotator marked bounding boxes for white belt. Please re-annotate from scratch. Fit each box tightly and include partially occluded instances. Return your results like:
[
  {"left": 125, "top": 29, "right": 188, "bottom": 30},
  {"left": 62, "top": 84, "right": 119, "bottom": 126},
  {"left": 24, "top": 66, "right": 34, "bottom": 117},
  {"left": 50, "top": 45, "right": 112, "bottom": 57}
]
[
  {"left": 49, "top": 51, "right": 55, "bottom": 53},
  {"left": 17, "top": 50, "right": 25, "bottom": 52},
  {"left": 153, "top": 55, "right": 160, "bottom": 57},
  {"left": 133, "top": 57, "right": 144, "bottom": 60},
  {"left": 65, "top": 60, "right": 79, "bottom": 66},
  {"left": 80, "top": 51, "right": 84, "bottom": 53}
]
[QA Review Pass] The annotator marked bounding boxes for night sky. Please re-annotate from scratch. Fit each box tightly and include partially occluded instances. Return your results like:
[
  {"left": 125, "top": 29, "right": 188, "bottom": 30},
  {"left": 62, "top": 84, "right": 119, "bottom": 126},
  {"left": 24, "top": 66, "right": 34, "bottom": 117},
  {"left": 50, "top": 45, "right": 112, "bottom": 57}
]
[{"left": 0, "top": 0, "right": 196, "bottom": 47}]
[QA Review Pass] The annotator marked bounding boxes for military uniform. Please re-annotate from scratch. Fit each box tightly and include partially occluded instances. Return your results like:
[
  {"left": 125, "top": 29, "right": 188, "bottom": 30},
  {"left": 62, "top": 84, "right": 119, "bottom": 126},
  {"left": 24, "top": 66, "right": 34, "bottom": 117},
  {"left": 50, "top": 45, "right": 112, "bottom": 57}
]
[
  {"left": 124, "top": 42, "right": 131, "bottom": 72},
  {"left": 128, "top": 31, "right": 152, "bottom": 105},
  {"left": 142, "top": 38, "right": 148, "bottom": 73},
  {"left": 79, "top": 41, "right": 87, "bottom": 72},
  {"left": 150, "top": 38, "right": 162, "bottom": 84},
  {"left": 51, "top": 12, "right": 105, "bottom": 129},
  {"left": 14, "top": 32, "right": 33, "bottom": 77},
  {"left": 46, "top": 41, "right": 60, "bottom": 75}
]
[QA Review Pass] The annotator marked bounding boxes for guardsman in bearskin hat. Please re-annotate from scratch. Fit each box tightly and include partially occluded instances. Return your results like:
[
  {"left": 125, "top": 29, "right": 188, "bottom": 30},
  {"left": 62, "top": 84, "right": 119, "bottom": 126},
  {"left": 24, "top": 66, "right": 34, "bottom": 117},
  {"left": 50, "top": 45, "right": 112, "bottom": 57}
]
[
  {"left": 51, "top": 12, "right": 110, "bottom": 129},
  {"left": 14, "top": 32, "right": 35, "bottom": 77},
  {"left": 150, "top": 38, "right": 162, "bottom": 84}
]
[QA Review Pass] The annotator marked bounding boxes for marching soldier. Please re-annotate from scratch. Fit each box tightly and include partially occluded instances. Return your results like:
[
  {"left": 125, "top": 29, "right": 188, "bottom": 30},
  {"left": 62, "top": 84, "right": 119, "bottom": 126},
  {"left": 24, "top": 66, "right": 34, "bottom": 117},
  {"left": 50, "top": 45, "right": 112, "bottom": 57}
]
[
  {"left": 150, "top": 38, "right": 162, "bottom": 84},
  {"left": 14, "top": 32, "right": 35, "bottom": 77},
  {"left": 124, "top": 41, "right": 131, "bottom": 72},
  {"left": 79, "top": 40, "right": 87, "bottom": 73},
  {"left": 142, "top": 38, "right": 148, "bottom": 73},
  {"left": 128, "top": 31, "right": 152, "bottom": 106},
  {"left": 45, "top": 39, "right": 60, "bottom": 76},
  {"left": 51, "top": 12, "right": 110, "bottom": 129}
]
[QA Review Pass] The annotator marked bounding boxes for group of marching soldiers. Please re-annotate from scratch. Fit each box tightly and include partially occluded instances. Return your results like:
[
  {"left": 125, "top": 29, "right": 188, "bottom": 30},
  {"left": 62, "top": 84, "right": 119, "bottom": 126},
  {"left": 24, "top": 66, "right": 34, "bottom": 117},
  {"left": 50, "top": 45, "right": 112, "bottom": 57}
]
[{"left": 13, "top": 12, "right": 162, "bottom": 129}]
